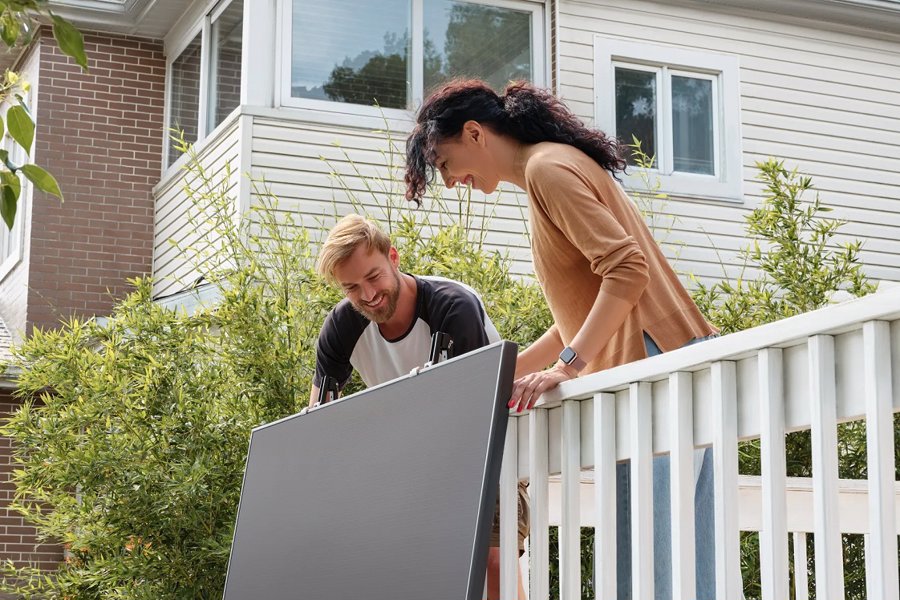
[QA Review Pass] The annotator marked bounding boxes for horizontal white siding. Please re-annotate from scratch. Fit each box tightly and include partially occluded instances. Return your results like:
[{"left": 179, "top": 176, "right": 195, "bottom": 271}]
[
  {"left": 248, "top": 116, "right": 534, "bottom": 274},
  {"left": 559, "top": 0, "right": 900, "bottom": 285},
  {"left": 152, "top": 115, "right": 242, "bottom": 297}
]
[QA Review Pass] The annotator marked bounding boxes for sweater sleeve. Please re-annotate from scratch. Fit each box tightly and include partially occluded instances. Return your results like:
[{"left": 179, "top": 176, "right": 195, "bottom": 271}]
[{"left": 525, "top": 156, "right": 650, "bottom": 305}]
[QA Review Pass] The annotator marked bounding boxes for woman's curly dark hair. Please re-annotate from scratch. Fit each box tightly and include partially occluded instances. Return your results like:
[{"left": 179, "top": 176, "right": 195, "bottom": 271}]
[{"left": 404, "top": 79, "right": 626, "bottom": 204}]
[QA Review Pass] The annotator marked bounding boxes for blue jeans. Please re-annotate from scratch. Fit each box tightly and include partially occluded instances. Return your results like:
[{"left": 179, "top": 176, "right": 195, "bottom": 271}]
[{"left": 614, "top": 333, "right": 717, "bottom": 600}]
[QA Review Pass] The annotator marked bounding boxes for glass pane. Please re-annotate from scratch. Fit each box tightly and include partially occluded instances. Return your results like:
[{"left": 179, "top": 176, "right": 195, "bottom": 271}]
[
  {"left": 424, "top": 0, "right": 532, "bottom": 93},
  {"left": 209, "top": 0, "right": 244, "bottom": 132},
  {"left": 169, "top": 33, "right": 202, "bottom": 165},
  {"left": 615, "top": 67, "right": 657, "bottom": 167},
  {"left": 672, "top": 75, "right": 714, "bottom": 175},
  {"left": 291, "top": 0, "right": 410, "bottom": 109}
]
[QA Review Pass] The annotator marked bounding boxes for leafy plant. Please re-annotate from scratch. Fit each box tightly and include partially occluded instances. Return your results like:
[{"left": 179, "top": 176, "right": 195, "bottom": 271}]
[
  {"left": 1, "top": 125, "right": 553, "bottom": 597},
  {"left": 0, "top": 1, "right": 87, "bottom": 229}
]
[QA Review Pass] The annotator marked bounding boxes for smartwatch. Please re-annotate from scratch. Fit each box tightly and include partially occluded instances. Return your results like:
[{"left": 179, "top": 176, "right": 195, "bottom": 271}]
[{"left": 559, "top": 346, "right": 587, "bottom": 373}]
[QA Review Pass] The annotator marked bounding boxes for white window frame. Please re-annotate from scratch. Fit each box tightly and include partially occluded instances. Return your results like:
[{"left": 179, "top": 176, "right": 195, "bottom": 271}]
[
  {"left": 595, "top": 37, "right": 742, "bottom": 202},
  {"left": 163, "top": 0, "right": 243, "bottom": 171},
  {"left": 277, "top": 0, "right": 547, "bottom": 123},
  {"left": 0, "top": 93, "right": 30, "bottom": 282}
]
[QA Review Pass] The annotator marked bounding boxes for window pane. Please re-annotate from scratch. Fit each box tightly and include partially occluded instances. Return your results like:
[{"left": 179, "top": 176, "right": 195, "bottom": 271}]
[
  {"left": 672, "top": 75, "right": 714, "bottom": 175},
  {"left": 291, "top": 0, "right": 410, "bottom": 109},
  {"left": 615, "top": 67, "right": 656, "bottom": 166},
  {"left": 424, "top": 0, "right": 532, "bottom": 93},
  {"left": 169, "top": 33, "right": 202, "bottom": 165},
  {"left": 209, "top": 0, "right": 243, "bottom": 132}
]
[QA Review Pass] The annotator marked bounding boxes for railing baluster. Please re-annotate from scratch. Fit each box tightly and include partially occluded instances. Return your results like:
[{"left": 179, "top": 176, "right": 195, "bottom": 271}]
[
  {"left": 560, "top": 401, "right": 581, "bottom": 600},
  {"left": 529, "top": 408, "right": 550, "bottom": 600},
  {"left": 630, "top": 381, "right": 654, "bottom": 600},
  {"left": 792, "top": 532, "right": 809, "bottom": 600},
  {"left": 669, "top": 371, "right": 696, "bottom": 600},
  {"left": 808, "top": 334, "right": 845, "bottom": 599},
  {"left": 759, "top": 347, "right": 789, "bottom": 600},
  {"left": 712, "top": 360, "right": 742, "bottom": 600},
  {"left": 594, "top": 392, "right": 617, "bottom": 600},
  {"left": 862, "top": 320, "right": 899, "bottom": 600},
  {"left": 500, "top": 417, "right": 519, "bottom": 600}
]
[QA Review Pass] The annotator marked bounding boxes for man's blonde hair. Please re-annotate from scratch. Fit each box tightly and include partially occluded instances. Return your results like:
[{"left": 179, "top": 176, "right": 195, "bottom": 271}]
[{"left": 317, "top": 214, "right": 392, "bottom": 284}]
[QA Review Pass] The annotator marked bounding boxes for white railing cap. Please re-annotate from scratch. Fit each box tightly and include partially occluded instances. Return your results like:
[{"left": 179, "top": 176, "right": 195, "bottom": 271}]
[{"left": 538, "top": 285, "right": 900, "bottom": 407}]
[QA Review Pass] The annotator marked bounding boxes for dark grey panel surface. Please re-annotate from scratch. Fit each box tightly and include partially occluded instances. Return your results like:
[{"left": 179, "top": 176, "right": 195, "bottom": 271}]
[{"left": 223, "top": 341, "right": 516, "bottom": 600}]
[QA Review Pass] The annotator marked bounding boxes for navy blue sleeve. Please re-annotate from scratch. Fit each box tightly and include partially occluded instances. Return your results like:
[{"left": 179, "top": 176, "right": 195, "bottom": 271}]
[
  {"left": 313, "top": 307, "right": 356, "bottom": 391},
  {"left": 425, "top": 282, "right": 491, "bottom": 358}
]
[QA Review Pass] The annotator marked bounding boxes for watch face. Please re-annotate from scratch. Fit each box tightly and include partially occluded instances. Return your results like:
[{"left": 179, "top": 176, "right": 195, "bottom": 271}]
[{"left": 560, "top": 347, "right": 576, "bottom": 364}]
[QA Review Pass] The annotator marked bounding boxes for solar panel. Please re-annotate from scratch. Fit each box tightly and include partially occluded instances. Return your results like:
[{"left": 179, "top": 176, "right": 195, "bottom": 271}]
[{"left": 223, "top": 341, "right": 517, "bottom": 600}]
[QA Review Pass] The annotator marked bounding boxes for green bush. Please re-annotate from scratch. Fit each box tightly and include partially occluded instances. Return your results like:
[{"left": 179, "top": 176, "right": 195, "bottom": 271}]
[
  {"left": 1, "top": 133, "right": 552, "bottom": 598},
  {"left": 692, "top": 159, "right": 885, "bottom": 600}
]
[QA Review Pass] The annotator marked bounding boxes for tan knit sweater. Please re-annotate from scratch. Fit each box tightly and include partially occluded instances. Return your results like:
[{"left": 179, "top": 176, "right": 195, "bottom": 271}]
[{"left": 523, "top": 142, "right": 716, "bottom": 373}]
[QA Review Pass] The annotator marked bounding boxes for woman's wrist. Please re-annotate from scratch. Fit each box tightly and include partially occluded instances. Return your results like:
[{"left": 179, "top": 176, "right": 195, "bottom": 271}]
[{"left": 554, "top": 360, "right": 580, "bottom": 380}]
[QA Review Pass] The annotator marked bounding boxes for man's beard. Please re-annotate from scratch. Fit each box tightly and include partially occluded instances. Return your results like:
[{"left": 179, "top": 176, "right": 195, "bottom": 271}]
[{"left": 351, "top": 270, "right": 402, "bottom": 323}]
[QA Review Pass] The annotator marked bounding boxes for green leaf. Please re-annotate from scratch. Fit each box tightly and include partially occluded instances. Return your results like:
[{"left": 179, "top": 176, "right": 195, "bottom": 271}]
[
  {"left": 0, "top": 13, "right": 18, "bottom": 48},
  {"left": 0, "top": 172, "right": 20, "bottom": 230},
  {"left": 51, "top": 15, "right": 88, "bottom": 71},
  {"left": 21, "top": 164, "right": 63, "bottom": 200},
  {"left": 6, "top": 105, "right": 33, "bottom": 156}
]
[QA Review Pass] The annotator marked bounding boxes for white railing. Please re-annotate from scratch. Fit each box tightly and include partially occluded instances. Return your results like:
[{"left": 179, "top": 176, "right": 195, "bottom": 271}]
[{"left": 497, "top": 286, "right": 900, "bottom": 600}]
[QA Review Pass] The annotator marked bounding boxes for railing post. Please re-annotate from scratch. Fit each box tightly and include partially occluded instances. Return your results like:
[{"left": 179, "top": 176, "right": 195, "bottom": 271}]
[
  {"left": 594, "top": 392, "right": 617, "bottom": 600},
  {"left": 669, "top": 371, "right": 696, "bottom": 600},
  {"left": 630, "top": 381, "right": 654, "bottom": 600},
  {"left": 862, "top": 320, "right": 899, "bottom": 600},
  {"left": 759, "top": 347, "right": 789, "bottom": 600},
  {"left": 500, "top": 417, "right": 519, "bottom": 599},
  {"left": 560, "top": 401, "right": 581, "bottom": 600},
  {"left": 528, "top": 408, "right": 550, "bottom": 600},
  {"left": 808, "top": 334, "right": 845, "bottom": 599},
  {"left": 711, "top": 361, "right": 742, "bottom": 600}
]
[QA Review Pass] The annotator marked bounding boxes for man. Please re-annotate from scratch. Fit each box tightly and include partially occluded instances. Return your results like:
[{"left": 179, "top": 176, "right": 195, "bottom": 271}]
[{"left": 311, "top": 214, "right": 528, "bottom": 600}]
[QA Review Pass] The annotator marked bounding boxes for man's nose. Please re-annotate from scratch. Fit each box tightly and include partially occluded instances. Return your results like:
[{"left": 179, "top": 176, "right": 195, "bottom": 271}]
[{"left": 360, "top": 282, "right": 377, "bottom": 301}]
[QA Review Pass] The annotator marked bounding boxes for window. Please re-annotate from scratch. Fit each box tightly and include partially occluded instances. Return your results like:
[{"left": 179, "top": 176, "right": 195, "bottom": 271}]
[
  {"left": 0, "top": 129, "right": 27, "bottom": 280},
  {"left": 284, "top": 0, "right": 545, "bottom": 113},
  {"left": 595, "top": 37, "right": 742, "bottom": 201},
  {"left": 165, "top": 0, "right": 244, "bottom": 168}
]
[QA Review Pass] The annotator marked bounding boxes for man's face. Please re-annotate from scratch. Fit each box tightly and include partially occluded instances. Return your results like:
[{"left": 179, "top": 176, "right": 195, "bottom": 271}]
[{"left": 333, "top": 245, "right": 402, "bottom": 323}]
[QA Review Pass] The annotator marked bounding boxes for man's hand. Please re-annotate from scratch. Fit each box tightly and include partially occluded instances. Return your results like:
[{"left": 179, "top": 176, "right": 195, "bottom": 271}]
[{"left": 508, "top": 361, "right": 579, "bottom": 413}]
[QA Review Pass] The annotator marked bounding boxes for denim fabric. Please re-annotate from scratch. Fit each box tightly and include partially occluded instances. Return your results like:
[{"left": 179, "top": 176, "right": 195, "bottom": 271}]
[{"left": 614, "top": 333, "right": 717, "bottom": 600}]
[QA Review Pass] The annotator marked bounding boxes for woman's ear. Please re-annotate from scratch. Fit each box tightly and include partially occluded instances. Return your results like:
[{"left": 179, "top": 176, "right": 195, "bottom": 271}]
[{"left": 462, "top": 120, "right": 485, "bottom": 147}]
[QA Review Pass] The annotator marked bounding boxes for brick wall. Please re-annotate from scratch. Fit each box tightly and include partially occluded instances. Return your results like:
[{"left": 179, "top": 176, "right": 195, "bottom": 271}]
[
  {"left": 27, "top": 28, "right": 165, "bottom": 335},
  {"left": 0, "top": 389, "right": 64, "bottom": 581}
]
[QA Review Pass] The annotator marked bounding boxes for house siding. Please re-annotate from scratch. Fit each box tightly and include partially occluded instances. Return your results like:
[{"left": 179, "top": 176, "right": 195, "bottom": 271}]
[
  {"left": 28, "top": 29, "right": 165, "bottom": 334},
  {"left": 152, "top": 114, "right": 242, "bottom": 298},
  {"left": 558, "top": 0, "right": 900, "bottom": 283},
  {"left": 247, "top": 114, "right": 534, "bottom": 274}
]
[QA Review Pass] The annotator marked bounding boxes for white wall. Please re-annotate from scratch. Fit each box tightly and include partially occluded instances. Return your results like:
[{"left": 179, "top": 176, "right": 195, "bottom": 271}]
[
  {"left": 246, "top": 112, "right": 535, "bottom": 273},
  {"left": 152, "top": 113, "right": 242, "bottom": 297},
  {"left": 558, "top": 0, "right": 900, "bottom": 284}
]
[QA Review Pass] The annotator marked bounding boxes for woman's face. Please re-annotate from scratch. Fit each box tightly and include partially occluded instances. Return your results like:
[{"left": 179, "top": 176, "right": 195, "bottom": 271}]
[{"left": 432, "top": 122, "right": 502, "bottom": 195}]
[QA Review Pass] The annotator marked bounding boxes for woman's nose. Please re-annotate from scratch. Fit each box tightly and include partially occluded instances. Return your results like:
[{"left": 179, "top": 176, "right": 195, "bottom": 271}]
[{"left": 441, "top": 172, "right": 456, "bottom": 189}]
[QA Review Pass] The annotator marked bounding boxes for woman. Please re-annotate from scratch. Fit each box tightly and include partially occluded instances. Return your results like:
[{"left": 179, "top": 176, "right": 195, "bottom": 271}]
[
  {"left": 405, "top": 80, "right": 716, "bottom": 401},
  {"left": 405, "top": 79, "right": 718, "bottom": 600}
]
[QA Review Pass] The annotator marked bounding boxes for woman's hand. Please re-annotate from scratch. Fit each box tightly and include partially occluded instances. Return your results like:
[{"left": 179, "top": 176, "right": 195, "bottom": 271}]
[{"left": 508, "top": 361, "right": 579, "bottom": 413}]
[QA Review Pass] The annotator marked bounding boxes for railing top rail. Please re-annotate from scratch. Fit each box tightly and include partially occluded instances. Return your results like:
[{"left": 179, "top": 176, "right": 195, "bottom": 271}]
[{"left": 537, "top": 286, "right": 900, "bottom": 407}]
